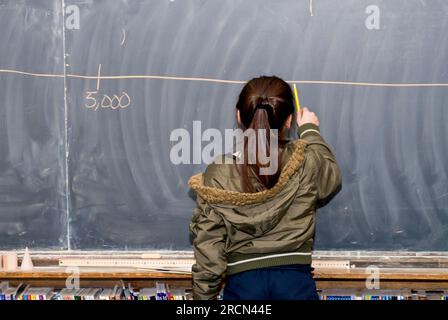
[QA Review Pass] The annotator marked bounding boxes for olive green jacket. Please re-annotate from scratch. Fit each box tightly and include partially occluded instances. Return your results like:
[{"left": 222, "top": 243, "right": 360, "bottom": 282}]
[{"left": 188, "top": 124, "right": 342, "bottom": 300}]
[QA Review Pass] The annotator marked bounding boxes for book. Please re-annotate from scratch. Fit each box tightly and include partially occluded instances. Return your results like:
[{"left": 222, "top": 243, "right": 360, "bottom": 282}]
[
  {"left": 139, "top": 288, "right": 157, "bottom": 300},
  {"left": 22, "top": 287, "right": 54, "bottom": 300}
]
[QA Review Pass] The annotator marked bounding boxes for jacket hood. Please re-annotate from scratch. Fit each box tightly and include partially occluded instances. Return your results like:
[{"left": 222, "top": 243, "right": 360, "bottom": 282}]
[{"left": 188, "top": 140, "right": 307, "bottom": 236}]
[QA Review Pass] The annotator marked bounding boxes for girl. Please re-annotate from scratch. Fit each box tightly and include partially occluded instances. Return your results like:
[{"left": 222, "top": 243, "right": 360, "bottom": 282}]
[{"left": 189, "top": 76, "right": 341, "bottom": 300}]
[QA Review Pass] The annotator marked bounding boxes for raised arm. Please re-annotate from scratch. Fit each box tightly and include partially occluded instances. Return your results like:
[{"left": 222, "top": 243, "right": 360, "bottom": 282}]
[{"left": 297, "top": 108, "right": 342, "bottom": 201}]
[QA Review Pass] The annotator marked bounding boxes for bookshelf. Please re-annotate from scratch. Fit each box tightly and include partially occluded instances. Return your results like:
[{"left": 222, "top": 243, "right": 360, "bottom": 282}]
[
  {"left": 2, "top": 267, "right": 448, "bottom": 290},
  {"left": 2, "top": 252, "right": 448, "bottom": 299}
]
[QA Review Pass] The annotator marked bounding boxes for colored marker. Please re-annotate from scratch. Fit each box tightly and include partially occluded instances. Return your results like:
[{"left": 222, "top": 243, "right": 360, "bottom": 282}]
[{"left": 293, "top": 83, "right": 301, "bottom": 114}]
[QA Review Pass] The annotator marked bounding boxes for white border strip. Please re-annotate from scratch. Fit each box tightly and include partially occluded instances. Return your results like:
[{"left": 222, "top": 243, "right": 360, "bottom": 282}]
[
  {"left": 227, "top": 252, "right": 311, "bottom": 266},
  {"left": 300, "top": 129, "right": 320, "bottom": 138}
]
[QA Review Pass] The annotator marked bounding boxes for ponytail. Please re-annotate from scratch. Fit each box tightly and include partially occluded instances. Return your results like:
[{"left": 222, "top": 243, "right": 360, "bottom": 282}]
[{"left": 240, "top": 102, "right": 281, "bottom": 193}]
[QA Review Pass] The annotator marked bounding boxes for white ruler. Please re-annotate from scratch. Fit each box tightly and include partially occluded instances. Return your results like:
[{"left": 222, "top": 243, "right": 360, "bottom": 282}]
[
  {"left": 311, "top": 260, "right": 351, "bottom": 269},
  {"left": 59, "top": 258, "right": 350, "bottom": 270},
  {"left": 59, "top": 258, "right": 195, "bottom": 271}
]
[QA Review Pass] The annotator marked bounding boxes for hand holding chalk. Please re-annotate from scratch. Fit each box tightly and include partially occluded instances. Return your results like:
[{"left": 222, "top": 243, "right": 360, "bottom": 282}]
[
  {"left": 297, "top": 107, "right": 319, "bottom": 127},
  {"left": 293, "top": 83, "right": 319, "bottom": 126}
]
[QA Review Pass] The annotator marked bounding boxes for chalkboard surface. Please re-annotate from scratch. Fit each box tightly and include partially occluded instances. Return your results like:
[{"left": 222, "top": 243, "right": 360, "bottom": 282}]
[
  {"left": 0, "top": 0, "right": 447, "bottom": 251},
  {"left": 0, "top": 0, "right": 66, "bottom": 249}
]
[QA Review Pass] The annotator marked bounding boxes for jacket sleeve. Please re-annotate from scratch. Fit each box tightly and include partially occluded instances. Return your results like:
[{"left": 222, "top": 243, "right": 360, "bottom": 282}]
[
  {"left": 298, "top": 123, "right": 342, "bottom": 201},
  {"left": 189, "top": 195, "right": 227, "bottom": 300}
]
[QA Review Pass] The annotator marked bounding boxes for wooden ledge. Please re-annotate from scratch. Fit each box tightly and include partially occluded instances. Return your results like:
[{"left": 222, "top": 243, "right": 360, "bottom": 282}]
[
  {"left": 314, "top": 268, "right": 448, "bottom": 281},
  {"left": 1, "top": 267, "right": 448, "bottom": 281}
]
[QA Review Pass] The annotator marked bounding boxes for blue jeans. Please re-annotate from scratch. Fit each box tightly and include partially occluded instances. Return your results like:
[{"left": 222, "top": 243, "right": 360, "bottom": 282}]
[{"left": 223, "top": 265, "right": 319, "bottom": 300}]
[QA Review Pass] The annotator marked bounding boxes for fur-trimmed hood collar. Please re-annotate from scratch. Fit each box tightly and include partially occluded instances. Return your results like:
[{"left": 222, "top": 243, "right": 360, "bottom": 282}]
[
  {"left": 188, "top": 140, "right": 307, "bottom": 207},
  {"left": 188, "top": 140, "right": 307, "bottom": 237}
]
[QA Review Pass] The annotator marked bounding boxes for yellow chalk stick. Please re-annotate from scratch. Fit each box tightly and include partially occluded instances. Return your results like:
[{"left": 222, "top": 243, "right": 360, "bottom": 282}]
[{"left": 293, "top": 83, "right": 301, "bottom": 113}]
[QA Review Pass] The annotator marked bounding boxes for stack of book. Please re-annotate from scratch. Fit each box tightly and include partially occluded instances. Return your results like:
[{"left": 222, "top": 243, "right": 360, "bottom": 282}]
[
  {"left": 0, "top": 282, "right": 54, "bottom": 300},
  {"left": 57, "top": 288, "right": 102, "bottom": 300},
  {"left": 319, "top": 289, "right": 448, "bottom": 300},
  {"left": 58, "top": 284, "right": 136, "bottom": 300},
  {"left": 138, "top": 283, "right": 188, "bottom": 300},
  {"left": 362, "top": 290, "right": 408, "bottom": 300}
]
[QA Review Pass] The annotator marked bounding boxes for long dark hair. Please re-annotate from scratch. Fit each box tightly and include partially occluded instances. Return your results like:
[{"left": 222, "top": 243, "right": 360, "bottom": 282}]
[{"left": 235, "top": 76, "right": 294, "bottom": 192}]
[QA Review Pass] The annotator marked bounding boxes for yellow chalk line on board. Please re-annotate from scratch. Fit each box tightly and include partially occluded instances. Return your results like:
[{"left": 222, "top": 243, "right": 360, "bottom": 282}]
[
  {"left": 1, "top": 68, "right": 448, "bottom": 87},
  {"left": 66, "top": 73, "right": 246, "bottom": 84},
  {"left": 285, "top": 80, "right": 448, "bottom": 87},
  {"left": 0, "top": 68, "right": 65, "bottom": 78}
]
